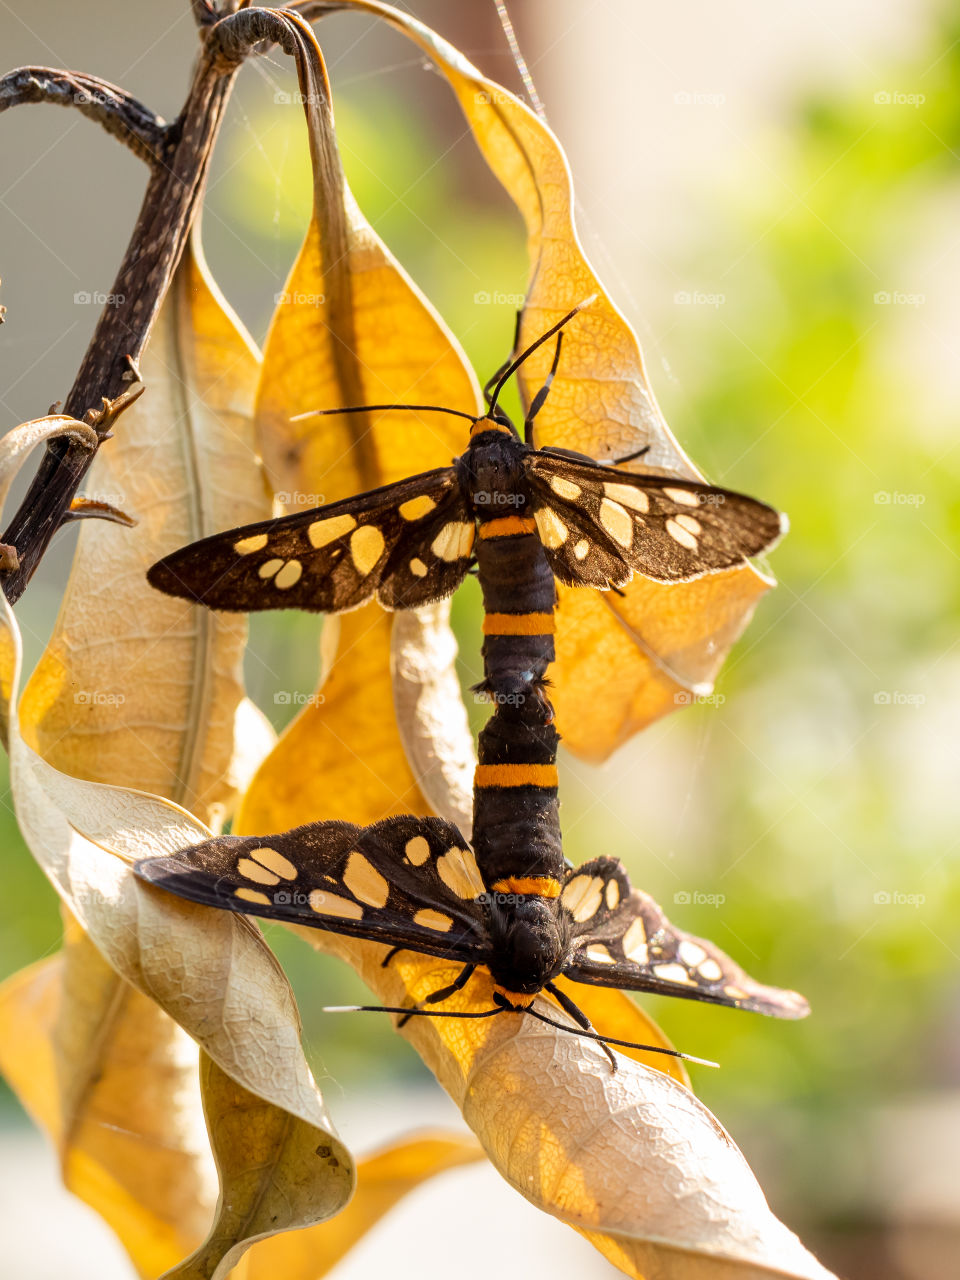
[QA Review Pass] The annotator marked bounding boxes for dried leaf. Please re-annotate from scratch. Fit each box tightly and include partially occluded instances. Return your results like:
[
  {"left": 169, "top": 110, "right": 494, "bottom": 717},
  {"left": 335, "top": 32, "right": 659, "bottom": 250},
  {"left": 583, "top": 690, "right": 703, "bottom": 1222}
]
[
  {"left": 238, "top": 1131, "right": 483, "bottom": 1279},
  {"left": 237, "top": 602, "right": 432, "bottom": 831},
  {"left": 390, "top": 602, "right": 475, "bottom": 832},
  {"left": 20, "top": 235, "right": 275, "bottom": 827},
  {"left": 320, "top": 0, "right": 775, "bottom": 758},
  {"left": 242, "top": 24, "right": 481, "bottom": 830},
  {"left": 0, "top": 417, "right": 353, "bottom": 1279},
  {"left": 0, "top": 930, "right": 216, "bottom": 1278},
  {"left": 296, "top": 938, "right": 835, "bottom": 1280}
]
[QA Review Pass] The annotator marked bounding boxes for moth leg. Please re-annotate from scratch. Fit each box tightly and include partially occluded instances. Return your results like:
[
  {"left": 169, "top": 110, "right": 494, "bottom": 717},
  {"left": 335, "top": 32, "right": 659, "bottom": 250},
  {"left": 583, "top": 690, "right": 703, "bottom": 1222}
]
[
  {"left": 544, "top": 980, "right": 617, "bottom": 1072},
  {"left": 397, "top": 963, "right": 477, "bottom": 1027},
  {"left": 523, "top": 331, "right": 564, "bottom": 446},
  {"left": 381, "top": 946, "right": 406, "bottom": 969}
]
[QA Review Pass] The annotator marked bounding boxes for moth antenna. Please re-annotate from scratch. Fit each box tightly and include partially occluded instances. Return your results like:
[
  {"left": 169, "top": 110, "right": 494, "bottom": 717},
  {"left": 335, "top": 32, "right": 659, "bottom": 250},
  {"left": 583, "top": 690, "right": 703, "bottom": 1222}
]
[
  {"left": 323, "top": 1004, "right": 503, "bottom": 1021},
  {"left": 522, "top": 1005, "right": 718, "bottom": 1069},
  {"left": 487, "top": 295, "right": 597, "bottom": 420},
  {"left": 291, "top": 403, "right": 478, "bottom": 424}
]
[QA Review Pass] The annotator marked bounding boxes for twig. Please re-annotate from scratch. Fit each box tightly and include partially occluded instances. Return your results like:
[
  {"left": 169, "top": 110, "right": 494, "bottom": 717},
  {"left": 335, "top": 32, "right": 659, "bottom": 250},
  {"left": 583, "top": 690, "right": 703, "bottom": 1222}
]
[{"left": 0, "top": 68, "right": 167, "bottom": 163}]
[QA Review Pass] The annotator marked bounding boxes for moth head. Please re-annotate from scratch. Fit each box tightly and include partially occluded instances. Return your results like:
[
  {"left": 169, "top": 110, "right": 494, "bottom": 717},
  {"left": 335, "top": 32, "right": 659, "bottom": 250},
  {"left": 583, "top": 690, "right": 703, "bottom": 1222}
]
[{"left": 486, "top": 895, "right": 569, "bottom": 995}]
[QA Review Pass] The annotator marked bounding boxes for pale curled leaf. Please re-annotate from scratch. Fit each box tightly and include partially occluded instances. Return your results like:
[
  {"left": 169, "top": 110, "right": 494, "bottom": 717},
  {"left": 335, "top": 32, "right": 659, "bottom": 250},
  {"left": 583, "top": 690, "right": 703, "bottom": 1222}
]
[
  {"left": 312, "top": 0, "right": 775, "bottom": 756},
  {"left": 292, "top": 939, "right": 835, "bottom": 1280},
  {"left": 390, "top": 602, "right": 475, "bottom": 833},
  {"left": 238, "top": 1131, "right": 483, "bottom": 1279},
  {"left": 0, "top": 420, "right": 353, "bottom": 1279},
  {"left": 20, "top": 235, "right": 275, "bottom": 828}
]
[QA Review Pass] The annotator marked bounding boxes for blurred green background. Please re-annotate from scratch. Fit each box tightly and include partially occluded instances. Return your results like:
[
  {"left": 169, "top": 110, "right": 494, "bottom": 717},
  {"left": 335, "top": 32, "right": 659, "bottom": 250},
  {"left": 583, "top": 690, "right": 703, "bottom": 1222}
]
[{"left": 2, "top": 3, "right": 959, "bottom": 1278}]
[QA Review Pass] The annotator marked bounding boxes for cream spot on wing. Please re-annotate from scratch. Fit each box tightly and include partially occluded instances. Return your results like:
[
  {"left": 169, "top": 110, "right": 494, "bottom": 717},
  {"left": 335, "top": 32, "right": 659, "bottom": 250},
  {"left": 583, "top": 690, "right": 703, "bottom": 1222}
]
[
  {"left": 343, "top": 851, "right": 389, "bottom": 908},
  {"left": 679, "top": 940, "right": 708, "bottom": 967},
  {"left": 622, "top": 917, "right": 648, "bottom": 966},
  {"left": 585, "top": 944, "right": 615, "bottom": 965},
  {"left": 573, "top": 539, "right": 590, "bottom": 560},
  {"left": 431, "top": 521, "right": 475, "bottom": 561},
  {"left": 549, "top": 475, "right": 581, "bottom": 501},
  {"left": 409, "top": 558, "right": 428, "bottom": 578},
  {"left": 654, "top": 963, "right": 696, "bottom": 986},
  {"left": 437, "top": 846, "right": 485, "bottom": 899},
  {"left": 561, "top": 874, "right": 604, "bottom": 923},
  {"left": 604, "top": 482, "right": 649, "bottom": 514},
  {"left": 258, "top": 558, "right": 284, "bottom": 579},
  {"left": 237, "top": 857, "right": 279, "bottom": 886},
  {"left": 674, "top": 513, "right": 702, "bottom": 536},
  {"left": 308, "top": 513, "right": 356, "bottom": 548},
  {"left": 399, "top": 494, "right": 437, "bottom": 521},
  {"left": 699, "top": 958, "right": 724, "bottom": 982},
  {"left": 234, "top": 533, "right": 269, "bottom": 555},
  {"left": 599, "top": 498, "right": 633, "bottom": 548},
  {"left": 666, "top": 518, "right": 699, "bottom": 550},
  {"left": 309, "top": 889, "right": 363, "bottom": 920},
  {"left": 663, "top": 487, "right": 700, "bottom": 506},
  {"left": 724, "top": 984, "right": 748, "bottom": 1000},
  {"left": 405, "top": 836, "right": 431, "bottom": 866},
  {"left": 534, "top": 506, "right": 569, "bottom": 548},
  {"left": 273, "top": 559, "right": 302, "bottom": 590},
  {"left": 350, "top": 524, "right": 385, "bottom": 575},
  {"left": 413, "top": 908, "right": 453, "bottom": 932},
  {"left": 235, "top": 887, "right": 271, "bottom": 906},
  {"left": 249, "top": 847, "right": 297, "bottom": 880},
  {"left": 605, "top": 878, "right": 621, "bottom": 911}
]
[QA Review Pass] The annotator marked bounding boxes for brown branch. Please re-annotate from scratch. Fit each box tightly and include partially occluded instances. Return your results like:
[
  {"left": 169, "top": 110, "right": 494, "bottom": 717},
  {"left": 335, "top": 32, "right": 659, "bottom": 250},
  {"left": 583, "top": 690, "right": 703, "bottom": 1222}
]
[
  {"left": 0, "top": 3, "right": 339, "bottom": 604},
  {"left": 0, "top": 68, "right": 167, "bottom": 164}
]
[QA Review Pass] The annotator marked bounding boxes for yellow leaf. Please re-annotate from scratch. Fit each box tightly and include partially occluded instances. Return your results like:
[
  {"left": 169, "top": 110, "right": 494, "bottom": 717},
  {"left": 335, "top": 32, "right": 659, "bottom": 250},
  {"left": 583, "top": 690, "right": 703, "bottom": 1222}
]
[
  {"left": 293, "top": 934, "right": 835, "bottom": 1280},
  {"left": 237, "top": 1131, "right": 483, "bottom": 1279},
  {"left": 0, "top": 416, "right": 353, "bottom": 1279},
  {"left": 20, "top": 234, "right": 275, "bottom": 828},
  {"left": 237, "top": 603, "right": 431, "bottom": 831},
  {"left": 242, "top": 23, "right": 481, "bottom": 831},
  {"left": 0, "top": 931, "right": 215, "bottom": 1278},
  {"left": 313, "top": 0, "right": 776, "bottom": 759}
]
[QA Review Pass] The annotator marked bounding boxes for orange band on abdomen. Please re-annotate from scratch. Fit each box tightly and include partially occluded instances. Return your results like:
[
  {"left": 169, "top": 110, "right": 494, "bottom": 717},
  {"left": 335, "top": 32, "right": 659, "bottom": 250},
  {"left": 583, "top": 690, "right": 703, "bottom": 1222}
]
[
  {"left": 474, "top": 763, "right": 558, "bottom": 789},
  {"left": 491, "top": 876, "right": 562, "bottom": 898},
  {"left": 478, "top": 516, "right": 536, "bottom": 539},
  {"left": 482, "top": 612, "right": 556, "bottom": 636}
]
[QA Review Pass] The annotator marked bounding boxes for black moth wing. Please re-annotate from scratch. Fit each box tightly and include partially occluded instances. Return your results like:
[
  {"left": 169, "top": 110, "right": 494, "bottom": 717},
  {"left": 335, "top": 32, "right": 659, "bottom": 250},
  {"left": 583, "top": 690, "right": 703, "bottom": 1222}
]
[
  {"left": 525, "top": 453, "right": 786, "bottom": 585},
  {"left": 559, "top": 857, "right": 809, "bottom": 1019},
  {"left": 147, "top": 467, "right": 475, "bottom": 614},
  {"left": 134, "top": 816, "right": 492, "bottom": 965}
]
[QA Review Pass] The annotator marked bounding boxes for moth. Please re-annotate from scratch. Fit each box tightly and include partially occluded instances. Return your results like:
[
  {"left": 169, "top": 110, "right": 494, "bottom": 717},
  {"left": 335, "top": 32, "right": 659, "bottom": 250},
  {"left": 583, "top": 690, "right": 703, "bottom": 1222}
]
[
  {"left": 146, "top": 311, "right": 786, "bottom": 616},
  {"left": 139, "top": 305, "right": 805, "bottom": 1060},
  {"left": 136, "top": 814, "right": 809, "bottom": 1057}
]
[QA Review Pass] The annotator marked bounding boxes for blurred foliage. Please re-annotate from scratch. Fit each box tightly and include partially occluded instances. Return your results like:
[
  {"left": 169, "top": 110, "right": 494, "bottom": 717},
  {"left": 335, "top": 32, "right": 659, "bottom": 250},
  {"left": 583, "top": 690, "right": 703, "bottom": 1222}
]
[{"left": 3, "top": 11, "right": 959, "bottom": 1238}]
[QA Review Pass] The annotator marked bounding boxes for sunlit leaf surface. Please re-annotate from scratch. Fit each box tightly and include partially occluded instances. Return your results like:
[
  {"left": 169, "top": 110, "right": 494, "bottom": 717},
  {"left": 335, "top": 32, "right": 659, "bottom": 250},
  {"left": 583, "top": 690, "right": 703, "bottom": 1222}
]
[{"left": 308, "top": 0, "right": 776, "bottom": 758}]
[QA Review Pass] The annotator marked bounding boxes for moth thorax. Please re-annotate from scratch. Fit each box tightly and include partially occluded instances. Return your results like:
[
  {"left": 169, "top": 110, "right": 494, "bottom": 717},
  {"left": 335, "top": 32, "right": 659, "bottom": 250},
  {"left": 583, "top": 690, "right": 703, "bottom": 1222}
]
[{"left": 486, "top": 897, "right": 567, "bottom": 995}]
